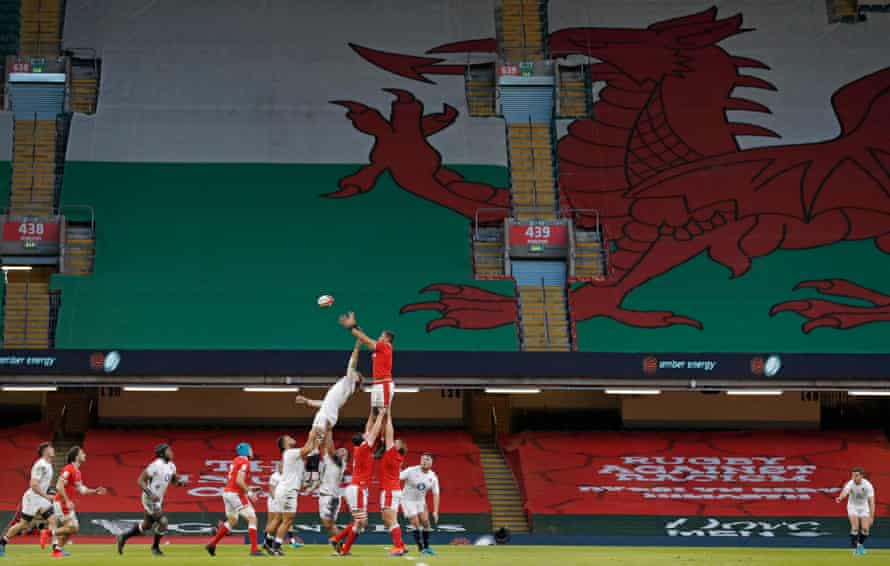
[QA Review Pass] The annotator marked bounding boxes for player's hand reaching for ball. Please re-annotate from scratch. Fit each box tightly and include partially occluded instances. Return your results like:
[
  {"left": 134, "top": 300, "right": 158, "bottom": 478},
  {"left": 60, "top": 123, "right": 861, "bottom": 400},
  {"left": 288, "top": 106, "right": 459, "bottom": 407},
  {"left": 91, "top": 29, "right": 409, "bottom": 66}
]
[
  {"left": 96, "top": 487, "right": 107, "bottom": 495},
  {"left": 339, "top": 311, "right": 357, "bottom": 329},
  {"left": 295, "top": 395, "right": 309, "bottom": 406}
]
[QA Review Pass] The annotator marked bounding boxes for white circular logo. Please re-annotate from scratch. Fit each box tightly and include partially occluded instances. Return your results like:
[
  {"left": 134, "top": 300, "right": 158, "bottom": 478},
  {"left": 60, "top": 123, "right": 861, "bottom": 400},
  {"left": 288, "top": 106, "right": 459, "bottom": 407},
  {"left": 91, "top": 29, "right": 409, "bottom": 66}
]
[
  {"left": 104, "top": 351, "right": 121, "bottom": 373},
  {"left": 764, "top": 355, "right": 782, "bottom": 377}
]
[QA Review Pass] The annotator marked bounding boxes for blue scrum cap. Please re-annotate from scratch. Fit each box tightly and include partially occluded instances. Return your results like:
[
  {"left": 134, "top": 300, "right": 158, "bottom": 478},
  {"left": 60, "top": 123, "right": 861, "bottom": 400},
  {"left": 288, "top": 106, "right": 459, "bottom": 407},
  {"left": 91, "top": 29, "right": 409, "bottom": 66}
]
[{"left": 235, "top": 442, "right": 252, "bottom": 457}]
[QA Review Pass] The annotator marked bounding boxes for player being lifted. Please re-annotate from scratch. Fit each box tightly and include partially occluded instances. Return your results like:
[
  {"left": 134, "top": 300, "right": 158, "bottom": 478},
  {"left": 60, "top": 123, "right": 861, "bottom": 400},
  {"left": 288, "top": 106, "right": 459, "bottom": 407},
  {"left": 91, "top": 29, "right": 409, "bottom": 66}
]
[
  {"left": 205, "top": 442, "right": 263, "bottom": 557},
  {"left": 333, "top": 409, "right": 386, "bottom": 556},
  {"left": 117, "top": 443, "right": 187, "bottom": 556},
  {"left": 836, "top": 466, "right": 876, "bottom": 556},
  {"left": 380, "top": 411, "right": 409, "bottom": 556},
  {"left": 264, "top": 433, "right": 317, "bottom": 556},
  {"left": 49, "top": 446, "right": 107, "bottom": 558},
  {"left": 318, "top": 433, "right": 348, "bottom": 554},
  {"left": 0, "top": 442, "right": 55, "bottom": 557},
  {"left": 338, "top": 312, "right": 395, "bottom": 436},
  {"left": 401, "top": 452, "right": 441, "bottom": 555},
  {"left": 296, "top": 338, "right": 363, "bottom": 446}
]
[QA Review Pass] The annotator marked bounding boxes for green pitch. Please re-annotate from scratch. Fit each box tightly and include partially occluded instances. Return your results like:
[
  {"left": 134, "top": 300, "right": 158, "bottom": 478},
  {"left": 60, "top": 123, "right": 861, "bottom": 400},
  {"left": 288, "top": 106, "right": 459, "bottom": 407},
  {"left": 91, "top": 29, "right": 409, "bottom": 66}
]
[{"left": 2, "top": 545, "right": 887, "bottom": 565}]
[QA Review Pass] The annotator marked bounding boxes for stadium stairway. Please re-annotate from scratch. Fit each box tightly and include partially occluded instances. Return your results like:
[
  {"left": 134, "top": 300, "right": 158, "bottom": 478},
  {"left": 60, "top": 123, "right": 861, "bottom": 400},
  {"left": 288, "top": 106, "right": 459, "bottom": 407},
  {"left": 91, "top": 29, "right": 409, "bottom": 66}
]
[
  {"left": 496, "top": 0, "right": 547, "bottom": 62},
  {"left": 62, "top": 224, "right": 95, "bottom": 275},
  {"left": 10, "top": 118, "right": 58, "bottom": 216},
  {"left": 472, "top": 226, "right": 506, "bottom": 278},
  {"left": 68, "top": 57, "right": 100, "bottom": 114},
  {"left": 466, "top": 64, "right": 497, "bottom": 118},
  {"left": 18, "top": 0, "right": 62, "bottom": 57},
  {"left": 476, "top": 437, "right": 530, "bottom": 533},
  {"left": 1, "top": 266, "right": 55, "bottom": 348},
  {"left": 556, "top": 65, "right": 591, "bottom": 119},
  {"left": 508, "top": 123, "right": 558, "bottom": 221},
  {"left": 573, "top": 226, "right": 607, "bottom": 279},
  {"left": 517, "top": 284, "right": 570, "bottom": 351}
]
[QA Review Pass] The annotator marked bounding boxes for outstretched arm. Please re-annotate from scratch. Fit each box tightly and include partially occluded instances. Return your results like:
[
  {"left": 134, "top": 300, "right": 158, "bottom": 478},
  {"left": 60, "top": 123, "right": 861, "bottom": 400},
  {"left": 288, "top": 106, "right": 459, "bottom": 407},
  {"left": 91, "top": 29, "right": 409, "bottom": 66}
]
[
  {"left": 347, "top": 339, "right": 362, "bottom": 371},
  {"left": 366, "top": 410, "right": 386, "bottom": 447},
  {"left": 300, "top": 430, "right": 320, "bottom": 457},
  {"left": 339, "top": 312, "right": 377, "bottom": 349},
  {"left": 296, "top": 395, "right": 323, "bottom": 409},
  {"left": 385, "top": 411, "right": 395, "bottom": 450},
  {"left": 836, "top": 483, "right": 851, "bottom": 503}
]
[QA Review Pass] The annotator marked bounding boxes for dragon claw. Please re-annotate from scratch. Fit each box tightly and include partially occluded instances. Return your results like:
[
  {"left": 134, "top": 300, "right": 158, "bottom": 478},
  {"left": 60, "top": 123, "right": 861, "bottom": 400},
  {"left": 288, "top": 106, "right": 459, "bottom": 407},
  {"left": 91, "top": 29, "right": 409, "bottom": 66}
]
[
  {"left": 401, "top": 284, "right": 518, "bottom": 332},
  {"left": 772, "top": 279, "right": 890, "bottom": 332}
]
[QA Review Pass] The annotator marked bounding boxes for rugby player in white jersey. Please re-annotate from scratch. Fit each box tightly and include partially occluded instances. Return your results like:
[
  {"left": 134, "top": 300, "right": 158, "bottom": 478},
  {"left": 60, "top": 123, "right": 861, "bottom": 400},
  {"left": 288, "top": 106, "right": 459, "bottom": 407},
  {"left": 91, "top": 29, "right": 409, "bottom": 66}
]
[
  {"left": 836, "top": 466, "right": 877, "bottom": 555},
  {"left": 0, "top": 442, "right": 55, "bottom": 557},
  {"left": 117, "top": 444, "right": 186, "bottom": 556},
  {"left": 400, "top": 452, "right": 441, "bottom": 555},
  {"left": 318, "top": 433, "right": 348, "bottom": 553},
  {"left": 296, "top": 339, "right": 363, "bottom": 446},
  {"left": 265, "top": 433, "right": 317, "bottom": 556},
  {"left": 263, "top": 461, "right": 283, "bottom": 553}
]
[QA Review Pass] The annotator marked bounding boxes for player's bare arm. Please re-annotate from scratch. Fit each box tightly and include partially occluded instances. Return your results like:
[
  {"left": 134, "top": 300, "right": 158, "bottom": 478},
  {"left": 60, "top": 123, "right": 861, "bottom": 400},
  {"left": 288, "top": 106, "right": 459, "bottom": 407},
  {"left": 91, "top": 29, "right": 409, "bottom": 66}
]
[
  {"left": 869, "top": 495, "right": 876, "bottom": 520},
  {"left": 172, "top": 473, "right": 187, "bottom": 487},
  {"left": 138, "top": 469, "right": 159, "bottom": 502},
  {"left": 366, "top": 409, "right": 386, "bottom": 446},
  {"left": 56, "top": 475, "right": 73, "bottom": 508},
  {"left": 385, "top": 411, "right": 395, "bottom": 450},
  {"left": 432, "top": 490, "right": 440, "bottom": 524},
  {"left": 78, "top": 481, "right": 106, "bottom": 496},
  {"left": 295, "top": 394, "right": 323, "bottom": 409},
  {"left": 836, "top": 484, "right": 851, "bottom": 503},
  {"left": 339, "top": 312, "right": 377, "bottom": 349},
  {"left": 299, "top": 431, "right": 320, "bottom": 458},
  {"left": 348, "top": 338, "right": 362, "bottom": 370}
]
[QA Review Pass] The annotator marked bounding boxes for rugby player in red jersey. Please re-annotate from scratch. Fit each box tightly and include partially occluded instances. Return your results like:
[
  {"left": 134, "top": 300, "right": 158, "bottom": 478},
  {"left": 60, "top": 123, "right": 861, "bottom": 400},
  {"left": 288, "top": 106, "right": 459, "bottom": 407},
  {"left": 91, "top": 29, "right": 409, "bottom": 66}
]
[
  {"left": 338, "top": 312, "right": 395, "bottom": 433},
  {"left": 205, "top": 442, "right": 263, "bottom": 557},
  {"left": 380, "top": 411, "right": 408, "bottom": 556},
  {"left": 333, "top": 410, "right": 385, "bottom": 556},
  {"left": 49, "top": 446, "right": 107, "bottom": 558}
]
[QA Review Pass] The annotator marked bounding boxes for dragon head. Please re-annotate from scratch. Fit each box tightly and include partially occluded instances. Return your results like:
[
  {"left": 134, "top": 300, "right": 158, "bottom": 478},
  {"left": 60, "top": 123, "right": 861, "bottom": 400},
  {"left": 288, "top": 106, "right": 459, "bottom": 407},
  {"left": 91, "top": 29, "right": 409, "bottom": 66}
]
[{"left": 349, "top": 7, "right": 748, "bottom": 86}]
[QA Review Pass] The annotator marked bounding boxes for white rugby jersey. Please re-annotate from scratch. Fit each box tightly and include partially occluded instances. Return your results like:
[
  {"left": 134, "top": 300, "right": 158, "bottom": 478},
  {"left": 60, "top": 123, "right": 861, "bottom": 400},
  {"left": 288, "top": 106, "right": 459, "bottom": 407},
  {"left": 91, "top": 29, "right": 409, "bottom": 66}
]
[
  {"left": 269, "top": 470, "right": 282, "bottom": 493},
  {"left": 400, "top": 466, "right": 439, "bottom": 502},
  {"left": 845, "top": 479, "right": 875, "bottom": 506},
  {"left": 144, "top": 458, "right": 177, "bottom": 502},
  {"left": 27, "top": 458, "right": 53, "bottom": 498},
  {"left": 319, "top": 453, "right": 346, "bottom": 496},
  {"left": 279, "top": 448, "right": 305, "bottom": 489}
]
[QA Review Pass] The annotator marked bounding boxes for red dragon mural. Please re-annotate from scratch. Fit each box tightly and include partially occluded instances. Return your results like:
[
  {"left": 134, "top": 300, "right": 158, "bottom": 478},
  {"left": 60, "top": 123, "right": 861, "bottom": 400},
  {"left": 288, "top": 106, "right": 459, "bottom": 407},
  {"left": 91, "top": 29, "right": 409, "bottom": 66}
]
[{"left": 328, "top": 7, "right": 890, "bottom": 336}]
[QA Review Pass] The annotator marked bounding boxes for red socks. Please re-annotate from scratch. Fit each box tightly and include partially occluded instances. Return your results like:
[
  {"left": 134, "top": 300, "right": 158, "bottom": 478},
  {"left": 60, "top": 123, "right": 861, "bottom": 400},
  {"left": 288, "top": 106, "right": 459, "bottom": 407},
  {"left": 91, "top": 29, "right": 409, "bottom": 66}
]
[
  {"left": 341, "top": 526, "right": 359, "bottom": 554},
  {"left": 248, "top": 526, "right": 258, "bottom": 553},
  {"left": 334, "top": 524, "right": 353, "bottom": 543},
  {"left": 390, "top": 525, "right": 404, "bottom": 548},
  {"left": 208, "top": 522, "right": 230, "bottom": 547}
]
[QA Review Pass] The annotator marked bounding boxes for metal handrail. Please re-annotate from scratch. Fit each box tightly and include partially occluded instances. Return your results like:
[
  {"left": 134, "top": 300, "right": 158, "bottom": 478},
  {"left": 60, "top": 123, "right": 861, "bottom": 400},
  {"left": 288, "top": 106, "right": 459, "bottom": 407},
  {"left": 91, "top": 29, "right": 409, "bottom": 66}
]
[
  {"left": 540, "top": 278, "right": 550, "bottom": 344},
  {"left": 474, "top": 207, "right": 510, "bottom": 239}
]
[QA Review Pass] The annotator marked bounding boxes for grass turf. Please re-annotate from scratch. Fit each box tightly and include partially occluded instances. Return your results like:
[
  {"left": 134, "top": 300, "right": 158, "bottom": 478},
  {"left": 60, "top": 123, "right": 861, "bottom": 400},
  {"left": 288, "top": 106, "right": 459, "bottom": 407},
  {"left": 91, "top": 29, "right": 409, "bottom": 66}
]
[{"left": 1, "top": 545, "right": 887, "bottom": 565}]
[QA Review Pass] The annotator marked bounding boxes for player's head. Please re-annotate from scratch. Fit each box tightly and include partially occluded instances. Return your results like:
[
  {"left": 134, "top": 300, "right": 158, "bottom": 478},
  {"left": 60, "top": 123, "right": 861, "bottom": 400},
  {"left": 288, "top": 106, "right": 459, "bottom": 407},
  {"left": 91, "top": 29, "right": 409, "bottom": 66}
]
[
  {"left": 379, "top": 330, "right": 395, "bottom": 344},
  {"left": 352, "top": 433, "right": 364, "bottom": 447},
  {"left": 155, "top": 443, "right": 173, "bottom": 462},
  {"left": 277, "top": 435, "right": 296, "bottom": 452},
  {"left": 852, "top": 466, "right": 865, "bottom": 483},
  {"left": 236, "top": 442, "right": 253, "bottom": 459},
  {"left": 67, "top": 445, "right": 85, "bottom": 465},
  {"left": 37, "top": 442, "right": 54, "bottom": 459},
  {"left": 420, "top": 452, "right": 434, "bottom": 470},
  {"left": 395, "top": 438, "right": 408, "bottom": 456}
]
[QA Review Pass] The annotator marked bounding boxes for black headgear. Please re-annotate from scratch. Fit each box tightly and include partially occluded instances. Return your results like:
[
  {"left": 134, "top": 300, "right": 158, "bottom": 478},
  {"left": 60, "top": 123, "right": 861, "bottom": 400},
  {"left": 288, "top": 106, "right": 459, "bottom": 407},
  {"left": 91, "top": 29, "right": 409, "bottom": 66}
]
[{"left": 155, "top": 443, "right": 171, "bottom": 459}]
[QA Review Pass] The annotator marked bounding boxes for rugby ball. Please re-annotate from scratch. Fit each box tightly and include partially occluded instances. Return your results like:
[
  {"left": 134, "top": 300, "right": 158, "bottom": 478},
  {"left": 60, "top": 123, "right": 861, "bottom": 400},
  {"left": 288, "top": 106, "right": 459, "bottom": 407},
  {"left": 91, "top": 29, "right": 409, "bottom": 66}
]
[
  {"left": 104, "top": 350, "right": 121, "bottom": 373},
  {"left": 317, "top": 295, "right": 335, "bottom": 308}
]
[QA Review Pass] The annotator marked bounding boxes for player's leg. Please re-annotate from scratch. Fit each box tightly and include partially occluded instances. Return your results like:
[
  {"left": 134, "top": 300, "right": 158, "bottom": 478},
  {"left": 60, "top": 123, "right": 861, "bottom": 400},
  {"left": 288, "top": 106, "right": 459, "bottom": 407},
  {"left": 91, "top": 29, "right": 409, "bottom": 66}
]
[
  {"left": 419, "top": 510, "right": 435, "bottom": 553},
  {"left": 406, "top": 511, "right": 422, "bottom": 551},
  {"left": 52, "top": 514, "right": 78, "bottom": 557},
  {"left": 338, "top": 487, "right": 365, "bottom": 556},
  {"left": 849, "top": 513, "right": 861, "bottom": 551},
  {"left": 382, "top": 490, "right": 406, "bottom": 555},
  {"left": 150, "top": 514, "right": 169, "bottom": 555},
  {"left": 263, "top": 512, "right": 280, "bottom": 554},
  {"left": 117, "top": 512, "right": 155, "bottom": 554},
  {"left": 239, "top": 505, "right": 261, "bottom": 556},
  {"left": 859, "top": 512, "right": 872, "bottom": 553},
  {"left": 206, "top": 494, "right": 241, "bottom": 556}
]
